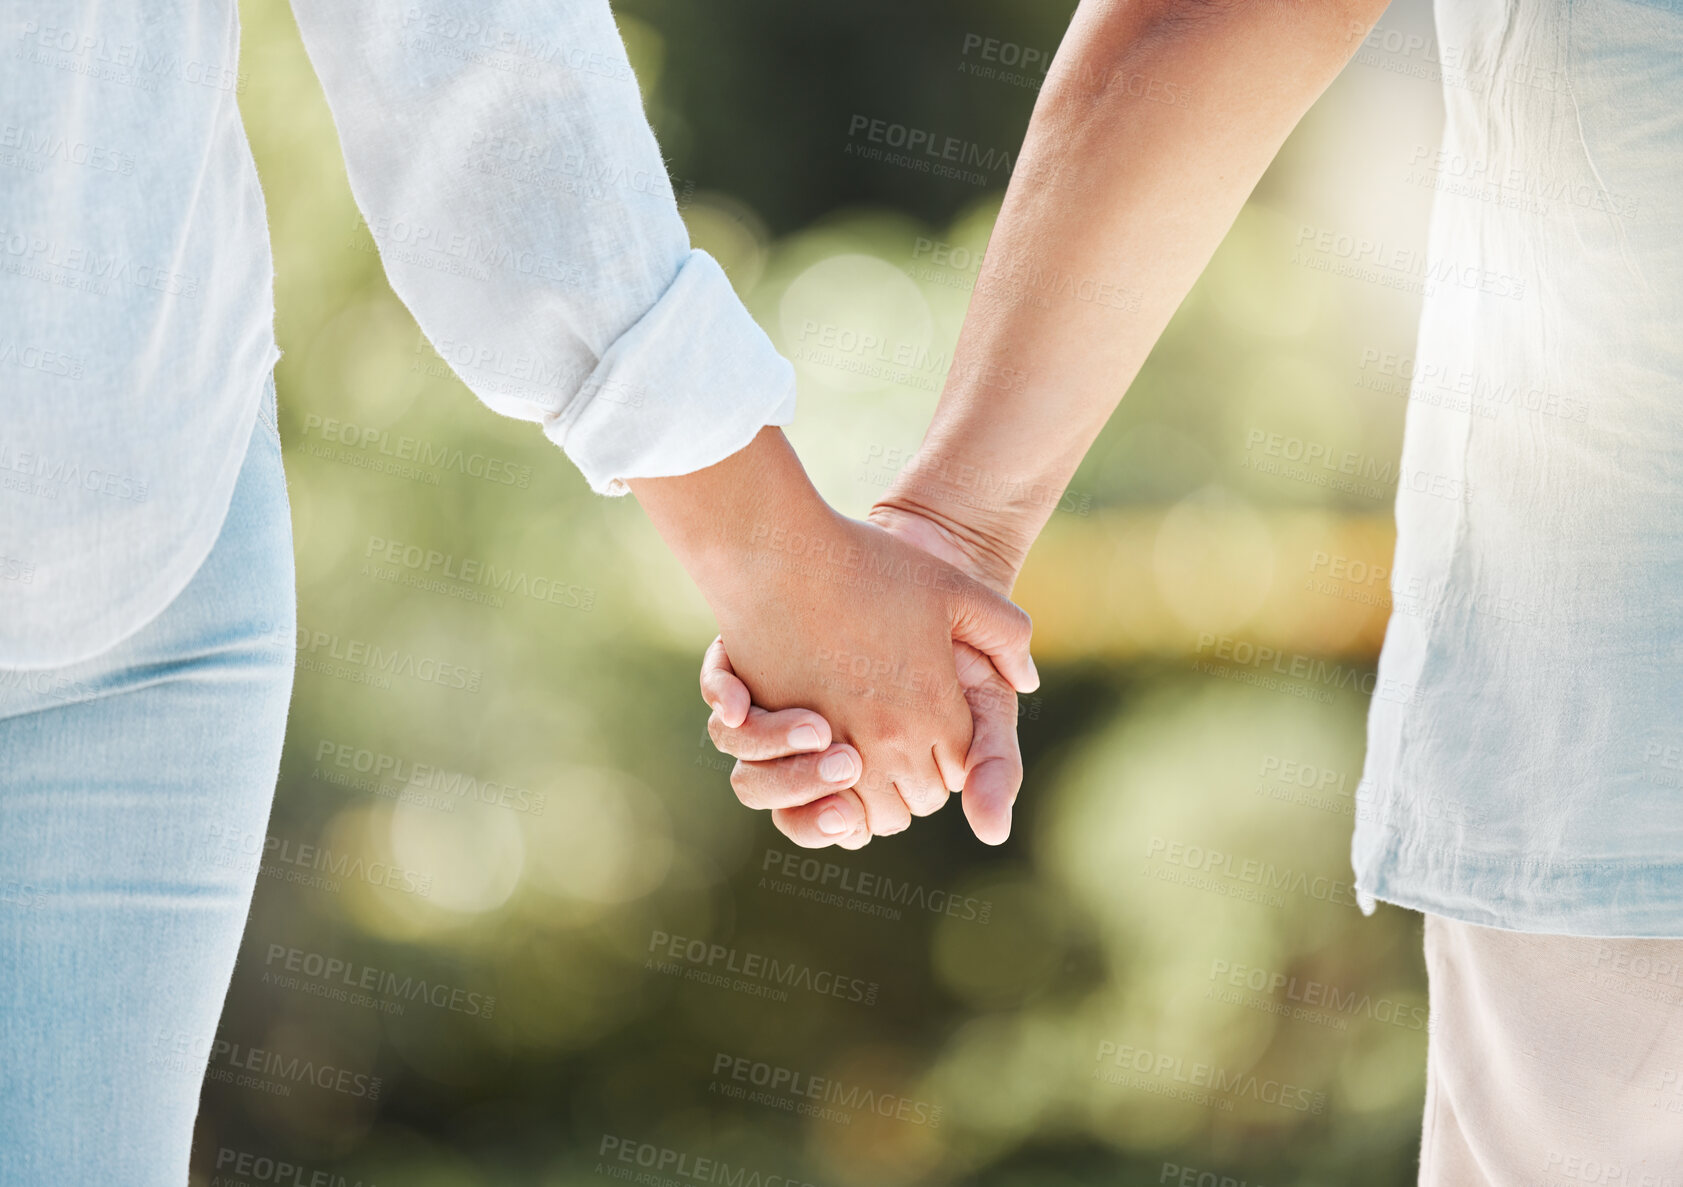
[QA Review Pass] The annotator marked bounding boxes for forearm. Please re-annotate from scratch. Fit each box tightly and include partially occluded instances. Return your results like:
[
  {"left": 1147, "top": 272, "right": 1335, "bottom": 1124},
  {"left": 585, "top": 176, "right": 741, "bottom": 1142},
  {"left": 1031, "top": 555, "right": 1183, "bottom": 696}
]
[{"left": 875, "top": 0, "right": 1387, "bottom": 588}]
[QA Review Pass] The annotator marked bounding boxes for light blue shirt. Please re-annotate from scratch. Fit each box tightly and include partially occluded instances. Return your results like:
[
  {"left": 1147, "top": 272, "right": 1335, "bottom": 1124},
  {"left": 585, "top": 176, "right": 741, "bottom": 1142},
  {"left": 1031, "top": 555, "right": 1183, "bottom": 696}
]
[
  {"left": 1355, "top": 0, "right": 1683, "bottom": 936},
  {"left": 0, "top": 0, "right": 794, "bottom": 668}
]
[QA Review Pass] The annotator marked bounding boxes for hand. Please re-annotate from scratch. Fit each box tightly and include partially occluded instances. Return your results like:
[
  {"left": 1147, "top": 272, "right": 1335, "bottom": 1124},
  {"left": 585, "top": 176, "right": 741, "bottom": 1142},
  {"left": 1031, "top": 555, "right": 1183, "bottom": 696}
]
[
  {"left": 630, "top": 429, "right": 1037, "bottom": 849},
  {"left": 703, "top": 508, "right": 1036, "bottom": 846},
  {"left": 703, "top": 634, "right": 1026, "bottom": 847},
  {"left": 702, "top": 502, "right": 1033, "bottom": 847}
]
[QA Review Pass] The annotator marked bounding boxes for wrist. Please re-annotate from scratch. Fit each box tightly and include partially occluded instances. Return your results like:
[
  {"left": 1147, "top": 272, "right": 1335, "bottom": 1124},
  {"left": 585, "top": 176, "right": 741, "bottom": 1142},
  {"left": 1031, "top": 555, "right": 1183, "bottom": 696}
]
[
  {"left": 629, "top": 426, "right": 835, "bottom": 609},
  {"left": 869, "top": 454, "right": 1044, "bottom": 594}
]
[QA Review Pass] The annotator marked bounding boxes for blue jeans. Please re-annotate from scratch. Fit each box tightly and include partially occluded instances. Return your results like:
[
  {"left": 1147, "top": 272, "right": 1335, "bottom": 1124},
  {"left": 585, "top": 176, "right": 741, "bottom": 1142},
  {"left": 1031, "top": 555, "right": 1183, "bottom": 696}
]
[{"left": 0, "top": 388, "right": 295, "bottom": 1184}]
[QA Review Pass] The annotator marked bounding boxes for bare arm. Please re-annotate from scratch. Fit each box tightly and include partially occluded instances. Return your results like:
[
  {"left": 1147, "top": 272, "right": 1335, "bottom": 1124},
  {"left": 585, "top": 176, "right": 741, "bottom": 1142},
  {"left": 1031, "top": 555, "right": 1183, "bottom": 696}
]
[
  {"left": 704, "top": 0, "right": 1389, "bottom": 843},
  {"left": 872, "top": 0, "right": 1391, "bottom": 588}
]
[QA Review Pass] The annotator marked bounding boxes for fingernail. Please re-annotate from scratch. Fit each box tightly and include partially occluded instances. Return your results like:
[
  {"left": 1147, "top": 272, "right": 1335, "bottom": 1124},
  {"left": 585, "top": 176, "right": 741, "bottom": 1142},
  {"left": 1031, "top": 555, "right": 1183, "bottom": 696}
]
[
  {"left": 788, "top": 724, "right": 822, "bottom": 750},
  {"left": 1025, "top": 653, "right": 1040, "bottom": 688},
  {"left": 818, "top": 751, "right": 857, "bottom": 783},
  {"left": 818, "top": 807, "right": 849, "bottom": 836}
]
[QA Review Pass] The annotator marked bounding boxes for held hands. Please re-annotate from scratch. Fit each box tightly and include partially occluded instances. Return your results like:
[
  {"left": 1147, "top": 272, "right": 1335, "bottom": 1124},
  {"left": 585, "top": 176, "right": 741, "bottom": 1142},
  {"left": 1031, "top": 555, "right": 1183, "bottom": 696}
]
[
  {"left": 700, "top": 509, "right": 1036, "bottom": 850},
  {"left": 628, "top": 427, "right": 1036, "bottom": 851},
  {"left": 701, "top": 505, "right": 1036, "bottom": 850}
]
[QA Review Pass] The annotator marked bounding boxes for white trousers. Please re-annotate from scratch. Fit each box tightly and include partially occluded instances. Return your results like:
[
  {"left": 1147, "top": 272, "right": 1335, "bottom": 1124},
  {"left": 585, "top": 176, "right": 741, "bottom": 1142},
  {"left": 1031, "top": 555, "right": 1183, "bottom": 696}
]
[{"left": 1421, "top": 915, "right": 1683, "bottom": 1186}]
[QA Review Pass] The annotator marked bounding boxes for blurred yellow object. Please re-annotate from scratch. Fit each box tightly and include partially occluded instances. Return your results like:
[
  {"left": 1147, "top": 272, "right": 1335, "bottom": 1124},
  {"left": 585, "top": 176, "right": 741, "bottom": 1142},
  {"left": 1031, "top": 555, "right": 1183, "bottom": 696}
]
[{"left": 1016, "top": 508, "right": 1396, "bottom": 662}]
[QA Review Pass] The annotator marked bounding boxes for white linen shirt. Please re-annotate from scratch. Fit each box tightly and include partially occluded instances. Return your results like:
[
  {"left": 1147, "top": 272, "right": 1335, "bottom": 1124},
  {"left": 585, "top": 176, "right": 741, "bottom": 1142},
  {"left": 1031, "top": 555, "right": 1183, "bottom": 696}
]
[
  {"left": 0, "top": 0, "right": 795, "bottom": 668},
  {"left": 1353, "top": 0, "right": 1683, "bottom": 936}
]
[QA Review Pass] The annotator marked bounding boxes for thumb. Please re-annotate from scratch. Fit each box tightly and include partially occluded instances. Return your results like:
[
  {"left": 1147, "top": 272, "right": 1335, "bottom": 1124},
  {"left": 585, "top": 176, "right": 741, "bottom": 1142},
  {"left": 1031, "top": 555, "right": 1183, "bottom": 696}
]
[
  {"left": 699, "top": 636, "right": 751, "bottom": 729},
  {"left": 948, "top": 578, "right": 1039, "bottom": 695},
  {"left": 952, "top": 641, "right": 1024, "bottom": 845}
]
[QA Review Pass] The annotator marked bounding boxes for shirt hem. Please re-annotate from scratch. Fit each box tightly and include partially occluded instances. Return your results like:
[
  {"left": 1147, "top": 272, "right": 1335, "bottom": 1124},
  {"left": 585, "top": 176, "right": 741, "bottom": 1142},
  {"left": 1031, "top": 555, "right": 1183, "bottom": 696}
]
[{"left": 1354, "top": 830, "right": 1683, "bottom": 938}]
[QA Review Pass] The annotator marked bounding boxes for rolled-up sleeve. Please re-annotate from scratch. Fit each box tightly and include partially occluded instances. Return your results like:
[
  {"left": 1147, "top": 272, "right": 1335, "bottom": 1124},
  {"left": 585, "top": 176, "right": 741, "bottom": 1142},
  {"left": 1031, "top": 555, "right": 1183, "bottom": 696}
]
[{"left": 287, "top": 0, "right": 795, "bottom": 494}]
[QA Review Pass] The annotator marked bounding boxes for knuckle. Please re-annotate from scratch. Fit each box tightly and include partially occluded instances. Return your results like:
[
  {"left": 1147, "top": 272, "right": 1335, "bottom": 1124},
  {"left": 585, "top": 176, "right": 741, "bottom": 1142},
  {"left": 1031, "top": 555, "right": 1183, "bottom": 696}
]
[
  {"left": 869, "top": 799, "right": 913, "bottom": 836},
  {"left": 771, "top": 811, "right": 816, "bottom": 848},
  {"left": 852, "top": 767, "right": 890, "bottom": 800},
  {"left": 780, "top": 750, "right": 816, "bottom": 781},
  {"left": 908, "top": 787, "right": 950, "bottom": 817},
  {"left": 872, "top": 723, "right": 913, "bottom": 753}
]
